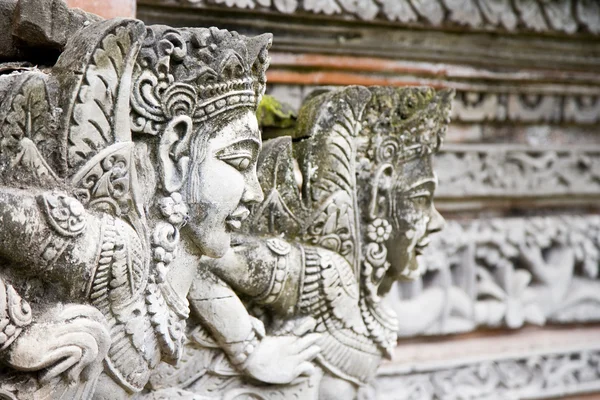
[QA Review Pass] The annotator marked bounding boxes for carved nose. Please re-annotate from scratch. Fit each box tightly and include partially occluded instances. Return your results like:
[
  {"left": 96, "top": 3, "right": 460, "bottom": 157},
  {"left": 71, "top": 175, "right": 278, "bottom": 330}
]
[
  {"left": 427, "top": 206, "right": 445, "bottom": 234},
  {"left": 242, "top": 174, "right": 264, "bottom": 204}
]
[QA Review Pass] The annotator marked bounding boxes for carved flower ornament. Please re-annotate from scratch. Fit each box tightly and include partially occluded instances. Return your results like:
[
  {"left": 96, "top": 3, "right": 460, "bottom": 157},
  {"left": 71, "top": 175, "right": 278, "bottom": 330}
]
[
  {"left": 158, "top": 192, "right": 190, "bottom": 228},
  {"left": 367, "top": 218, "right": 392, "bottom": 243}
]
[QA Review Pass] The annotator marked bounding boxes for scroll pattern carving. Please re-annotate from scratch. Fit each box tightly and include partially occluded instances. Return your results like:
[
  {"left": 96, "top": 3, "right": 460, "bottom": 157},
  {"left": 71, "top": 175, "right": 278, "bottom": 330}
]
[
  {"left": 389, "top": 215, "right": 600, "bottom": 337},
  {"left": 452, "top": 92, "right": 600, "bottom": 124},
  {"left": 435, "top": 146, "right": 600, "bottom": 198},
  {"left": 376, "top": 348, "right": 600, "bottom": 400},
  {"left": 174, "top": 0, "right": 600, "bottom": 35}
]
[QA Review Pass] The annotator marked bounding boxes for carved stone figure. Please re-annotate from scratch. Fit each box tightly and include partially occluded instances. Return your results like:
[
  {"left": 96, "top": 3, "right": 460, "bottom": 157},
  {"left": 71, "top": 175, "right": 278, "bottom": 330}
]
[
  {"left": 147, "top": 86, "right": 453, "bottom": 399},
  {"left": 0, "top": 5, "right": 273, "bottom": 399}
]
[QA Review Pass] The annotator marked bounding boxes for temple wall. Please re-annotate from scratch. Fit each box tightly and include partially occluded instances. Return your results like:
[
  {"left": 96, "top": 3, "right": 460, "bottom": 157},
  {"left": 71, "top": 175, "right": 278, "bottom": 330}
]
[
  {"left": 16, "top": 0, "right": 600, "bottom": 398},
  {"left": 134, "top": 2, "right": 600, "bottom": 399}
]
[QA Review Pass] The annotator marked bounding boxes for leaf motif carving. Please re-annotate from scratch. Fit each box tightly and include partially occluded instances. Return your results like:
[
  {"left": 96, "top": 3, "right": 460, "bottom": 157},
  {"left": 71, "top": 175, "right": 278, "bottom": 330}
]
[
  {"left": 477, "top": 0, "right": 517, "bottom": 30},
  {"left": 577, "top": 0, "right": 600, "bottom": 34},
  {"left": 338, "top": 0, "right": 379, "bottom": 20},
  {"left": 377, "top": 0, "right": 418, "bottom": 22},
  {"left": 514, "top": 0, "right": 548, "bottom": 32},
  {"left": 542, "top": 0, "right": 577, "bottom": 34},
  {"left": 411, "top": 0, "right": 444, "bottom": 25},
  {"left": 303, "top": 0, "right": 341, "bottom": 15},
  {"left": 273, "top": 0, "right": 297, "bottom": 12},
  {"left": 67, "top": 24, "right": 135, "bottom": 169},
  {"left": 443, "top": 0, "right": 483, "bottom": 27}
]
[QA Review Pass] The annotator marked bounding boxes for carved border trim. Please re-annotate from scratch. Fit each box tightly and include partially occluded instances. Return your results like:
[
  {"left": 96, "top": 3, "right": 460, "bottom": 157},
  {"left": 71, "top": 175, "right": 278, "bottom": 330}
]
[
  {"left": 435, "top": 145, "right": 600, "bottom": 198},
  {"left": 378, "top": 327, "right": 600, "bottom": 400},
  {"left": 141, "top": 0, "right": 600, "bottom": 36}
]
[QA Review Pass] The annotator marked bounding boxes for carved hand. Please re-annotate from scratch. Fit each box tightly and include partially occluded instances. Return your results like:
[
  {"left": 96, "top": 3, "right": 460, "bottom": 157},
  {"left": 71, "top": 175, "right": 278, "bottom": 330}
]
[{"left": 242, "top": 318, "right": 321, "bottom": 384}]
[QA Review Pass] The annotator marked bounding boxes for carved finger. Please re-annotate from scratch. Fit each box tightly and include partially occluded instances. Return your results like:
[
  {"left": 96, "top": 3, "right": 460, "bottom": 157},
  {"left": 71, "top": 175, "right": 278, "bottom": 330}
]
[
  {"left": 293, "top": 333, "right": 321, "bottom": 352},
  {"left": 298, "top": 345, "right": 321, "bottom": 362},
  {"left": 250, "top": 316, "right": 266, "bottom": 338},
  {"left": 294, "top": 361, "right": 316, "bottom": 377},
  {"left": 292, "top": 316, "right": 317, "bottom": 336}
]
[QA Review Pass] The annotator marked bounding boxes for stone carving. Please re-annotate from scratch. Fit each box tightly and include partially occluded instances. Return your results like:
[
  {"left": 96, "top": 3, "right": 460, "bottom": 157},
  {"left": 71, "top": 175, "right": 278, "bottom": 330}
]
[
  {"left": 452, "top": 92, "right": 600, "bottom": 124},
  {"left": 162, "top": 0, "right": 600, "bottom": 35},
  {"left": 0, "top": 4, "right": 274, "bottom": 399},
  {"left": 435, "top": 146, "right": 600, "bottom": 198},
  {"left": 376, "top": 347, "right": 600, "bottom": 400},
  {"left": 146, "top": 86, "right": 453, "bottom": 398},
  {"left": 267, "top": 86, "right": 600, "bottom": 126},
  {"left": 389, "top": 215, "right": 600, "bottom": 337}
]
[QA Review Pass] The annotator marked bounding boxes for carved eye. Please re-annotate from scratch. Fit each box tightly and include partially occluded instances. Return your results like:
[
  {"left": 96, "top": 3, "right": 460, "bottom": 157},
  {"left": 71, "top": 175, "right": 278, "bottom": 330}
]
[
  {"left": 221, "top": 155, "right": 251, "bottom": 171},
  {"left": 409, "top": 192, "right": 431, "bottom": 208}
]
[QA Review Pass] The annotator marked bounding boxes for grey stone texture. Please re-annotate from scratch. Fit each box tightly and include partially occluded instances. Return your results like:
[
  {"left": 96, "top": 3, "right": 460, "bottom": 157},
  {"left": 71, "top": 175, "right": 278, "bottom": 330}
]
[{"left": 0, "top": 1, "right": 454, "bottom": 399}]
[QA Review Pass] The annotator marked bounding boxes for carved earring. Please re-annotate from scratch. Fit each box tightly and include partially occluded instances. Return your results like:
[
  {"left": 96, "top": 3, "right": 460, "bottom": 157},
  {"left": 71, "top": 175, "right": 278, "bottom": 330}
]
[{"left": 157, "top": 192, "right": 190, "bottom": 229}]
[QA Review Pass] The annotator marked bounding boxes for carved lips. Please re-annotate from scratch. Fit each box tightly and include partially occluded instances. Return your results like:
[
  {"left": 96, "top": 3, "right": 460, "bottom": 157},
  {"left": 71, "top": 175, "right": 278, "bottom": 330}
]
[
  {"left": 414, "top": 237, "right": 431, "bottom": 256},
  {"left": 226, "top": 207, "right": 250, "bottom": 231}
]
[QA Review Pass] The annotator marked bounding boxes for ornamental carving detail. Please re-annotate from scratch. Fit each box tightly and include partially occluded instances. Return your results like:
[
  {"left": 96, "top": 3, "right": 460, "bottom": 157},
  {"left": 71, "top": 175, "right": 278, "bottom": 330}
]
[{"left": 0, "top": 1, "right": 454, "bottom": 399}]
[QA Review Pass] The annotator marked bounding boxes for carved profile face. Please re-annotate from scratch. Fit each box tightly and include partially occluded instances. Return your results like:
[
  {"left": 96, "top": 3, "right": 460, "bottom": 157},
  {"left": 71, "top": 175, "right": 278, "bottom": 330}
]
[
  {"left": 185, "top": 110, "right": 263, "bottom": 258},
  {"left": 160, "top": 110, "right": 263, "bottom": 258},
  {"left": 384, "top": 153, "right": 445, "bottom": 283}
]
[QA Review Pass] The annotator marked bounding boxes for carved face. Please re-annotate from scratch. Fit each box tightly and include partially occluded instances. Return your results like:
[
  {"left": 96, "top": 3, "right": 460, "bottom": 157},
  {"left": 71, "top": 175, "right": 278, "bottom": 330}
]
[
  {"left": 384, "top": 154, "right": 445, "bottom": 283},
  {"left": 182, "top": 110, "right": 264, "bottom": 258}
]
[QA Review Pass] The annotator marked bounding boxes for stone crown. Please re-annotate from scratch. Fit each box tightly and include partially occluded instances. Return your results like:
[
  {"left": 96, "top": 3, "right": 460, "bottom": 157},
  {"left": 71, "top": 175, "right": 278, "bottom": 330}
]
[
  {"left": 131, "top": 26, "right": 272, "bottom": 134},
  {"left": 358, "top": 87, "right": 454, "bottom": 166}
]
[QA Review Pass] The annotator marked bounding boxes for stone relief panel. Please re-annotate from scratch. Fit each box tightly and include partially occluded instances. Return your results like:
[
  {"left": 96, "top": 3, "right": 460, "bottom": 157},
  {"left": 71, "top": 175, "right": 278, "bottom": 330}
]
[
  {"left": 376, "top": 348, "right": 600, "bottom": 400},
  {"left": 435, "top": 146, "right": 600, "bottom": 198},
  {"left": 389, "top": 215, "right": 600, "bottom": 337},
  {"left": 0, "top": 2, "right": 456, "bottom": 398},
  {"left": 452, "top": 92, "right": 600, "bottom": 125},
  {"left": 266, "top": 86, "right": 600, "bottom": 128},
  {"left": 151, "top": 0, "right": 600, "bottom": 35}
]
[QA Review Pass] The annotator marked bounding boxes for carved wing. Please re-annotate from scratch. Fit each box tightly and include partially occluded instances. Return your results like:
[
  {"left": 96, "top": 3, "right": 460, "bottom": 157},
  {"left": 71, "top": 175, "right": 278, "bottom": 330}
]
[
  {"left": 248, "top": 136, "right": 304, "bottom": 238},
  {"left": 52, "top": 19, "right": 160, "bottom": 393},
  {"left": 294, "top": 86, "right": 372, "bottom": 276},
  {"left": 0, "top": 72, "right": 60, "bottom": 187}
]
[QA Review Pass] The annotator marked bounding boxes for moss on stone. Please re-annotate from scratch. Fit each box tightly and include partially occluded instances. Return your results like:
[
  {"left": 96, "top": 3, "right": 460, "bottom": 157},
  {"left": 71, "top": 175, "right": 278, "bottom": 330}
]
[{"left": 257, "top": 95, "right": 297, "bottom": 129}]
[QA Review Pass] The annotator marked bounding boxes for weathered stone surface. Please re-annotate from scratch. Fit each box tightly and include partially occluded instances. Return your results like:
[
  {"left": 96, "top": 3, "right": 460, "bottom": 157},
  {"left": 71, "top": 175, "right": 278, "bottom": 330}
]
[
  {"left": 389, "top": 215, "right": 600, "bottom": 337},
  {"left": 0, "top": 1, "right": 455, "bottom": 399},
  {"left": 146, "top": 85, "right": 453, "bottom": 399},
  {"left": 140, "top": 0, "right": 600, "bottom": 36},
  {"left": 0, "top": 0, "right": 101, "bottom": 62},
  {"left": 377, "top": 326, "right": 600, "bottom": 400},
  {"left": 0, "top": 3, "right": 276, "bottom": 398}
]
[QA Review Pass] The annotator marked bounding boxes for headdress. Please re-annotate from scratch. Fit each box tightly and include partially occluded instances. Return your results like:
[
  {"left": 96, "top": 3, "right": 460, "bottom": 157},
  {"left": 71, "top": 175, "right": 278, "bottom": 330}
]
[
  {"left": 357, "top": 86, "right": 453, "bottom": 170},
  {"left": 131, "top": 26, "right": 272, "bottom": 135}
]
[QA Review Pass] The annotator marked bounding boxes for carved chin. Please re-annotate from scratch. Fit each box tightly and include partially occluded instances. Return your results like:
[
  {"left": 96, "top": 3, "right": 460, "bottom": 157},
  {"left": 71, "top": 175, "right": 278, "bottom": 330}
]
[
  {"left": 187, "top": 225, "right": 231, "bottom": 258},
  {"left": 399, "top": 252, "right": 421, "bottom": 280}
]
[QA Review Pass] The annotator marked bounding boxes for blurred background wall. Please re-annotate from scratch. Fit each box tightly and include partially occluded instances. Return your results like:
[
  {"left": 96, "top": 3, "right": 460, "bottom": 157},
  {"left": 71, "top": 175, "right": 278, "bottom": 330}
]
[{"left": 70, "top": 0, "right": 600, "bottom": 398}]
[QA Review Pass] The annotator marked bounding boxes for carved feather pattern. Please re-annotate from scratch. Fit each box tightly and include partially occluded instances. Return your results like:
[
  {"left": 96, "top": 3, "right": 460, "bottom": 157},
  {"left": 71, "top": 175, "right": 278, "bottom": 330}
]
[
  {"left": 66, "top": 21, "right": 143, "bottom": 171},
  {"left": 296, "top": 86, "right": 371, "bottom": 273},
  {"left": 0, "top": 73, "right": 59, "bottom": 186},
  {"left": 89, "top": 215, "right": 158, "bottom": 392},
  {"left": 301, "top": 246, "right": 381, "bottom": 384}
]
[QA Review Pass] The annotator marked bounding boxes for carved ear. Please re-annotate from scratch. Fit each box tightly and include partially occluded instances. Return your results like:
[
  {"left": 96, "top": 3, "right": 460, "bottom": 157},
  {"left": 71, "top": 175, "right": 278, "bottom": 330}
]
[
  {"left": 369, "top": 164, "right": 393, "bottom": 220},
  {"left": 159, "top": 116, "right": 194, "bottom": 193}
]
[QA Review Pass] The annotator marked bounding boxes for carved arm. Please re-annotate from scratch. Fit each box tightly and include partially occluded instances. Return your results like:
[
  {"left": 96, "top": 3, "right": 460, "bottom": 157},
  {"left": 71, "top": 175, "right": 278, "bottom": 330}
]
[{"left": 0, "top": 188, "right": 102, "bottom": 296}]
